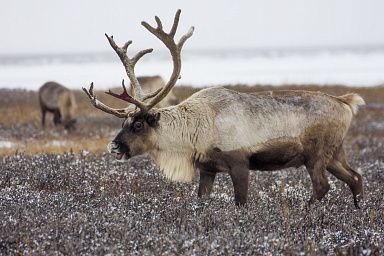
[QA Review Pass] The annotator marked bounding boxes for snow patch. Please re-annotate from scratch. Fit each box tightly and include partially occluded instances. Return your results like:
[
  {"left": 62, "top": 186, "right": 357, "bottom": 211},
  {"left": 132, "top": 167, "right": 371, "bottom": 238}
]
[
  {"left": 46, "top": 140, "right": 68, "bottom": 147},
  {"left": 0, "top": 140, "right": 14, "bottom": 148}
]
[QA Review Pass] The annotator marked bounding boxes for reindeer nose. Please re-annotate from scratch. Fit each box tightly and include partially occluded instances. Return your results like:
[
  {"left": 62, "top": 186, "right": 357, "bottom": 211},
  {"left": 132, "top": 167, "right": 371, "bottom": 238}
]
[{"left": 107, "top": 141, "right": 119, "bottom": 153}]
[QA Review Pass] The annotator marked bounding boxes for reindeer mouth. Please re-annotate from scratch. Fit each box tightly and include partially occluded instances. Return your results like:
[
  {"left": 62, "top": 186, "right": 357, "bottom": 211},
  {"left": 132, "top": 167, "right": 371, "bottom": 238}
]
[
  {"left": 113, "top": 151, "right": 131, "bottom": 162},
  {"left": 113, "top": 149, "right": 131, "bottom": 161},
  {"left": 108, "top": 142, "right": 130, "bottom": 162},
  {"left": 115, "top": 152, "right": 125, "bottom": 160}
]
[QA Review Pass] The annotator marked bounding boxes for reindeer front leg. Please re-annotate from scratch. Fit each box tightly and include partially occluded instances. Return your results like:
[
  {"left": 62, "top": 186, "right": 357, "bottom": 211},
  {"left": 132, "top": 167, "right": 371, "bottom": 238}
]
[
  {"left": 229, "top": 165, "right": 249, "bottom": 206},
  {"left": 198, "top": 169, "right": 216, "bottom": 197}
]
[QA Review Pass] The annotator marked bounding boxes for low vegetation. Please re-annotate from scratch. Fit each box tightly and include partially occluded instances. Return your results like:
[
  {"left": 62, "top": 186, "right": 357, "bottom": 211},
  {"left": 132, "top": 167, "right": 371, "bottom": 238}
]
[{"left": 0, "top": 84, "right": 383, "bottom": 254}]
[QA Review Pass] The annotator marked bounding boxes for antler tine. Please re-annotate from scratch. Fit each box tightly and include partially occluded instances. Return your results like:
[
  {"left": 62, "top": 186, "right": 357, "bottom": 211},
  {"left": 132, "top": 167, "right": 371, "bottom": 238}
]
[
  {"left": 178, "top": 26, "right": 195, "bottom": 50},
  {"left": 142, "top": 87, "right": 163, "bottom": 101},
  {"left": 155, "top": 16, "right": 163, "bottom": 30},
  {"left": 122, "top": 40, "right": 132, "bottom": 51},
  {"left": 169, "top": 9, "right": 181, "bottom": 38},
  {"left": 105, "top": 80, "right": 147, "bottom": 110},
  {"left": 105, "top": 33, "right": 153, "bottom": 100},
  {"left": 140, "top": 9, "right": 194, "bottom": 110},
  {"left": 82, "top": 82, "right": 131, "bottom": 118},
  {"left": 132, "top": 49, "right": 154, "bottom": 66}
]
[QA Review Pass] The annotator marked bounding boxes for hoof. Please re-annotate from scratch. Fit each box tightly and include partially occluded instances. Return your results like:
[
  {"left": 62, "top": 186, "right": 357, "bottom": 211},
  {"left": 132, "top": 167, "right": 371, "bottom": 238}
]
[{"left": 353, "top": 193, "right": 362, "bottom": 209}]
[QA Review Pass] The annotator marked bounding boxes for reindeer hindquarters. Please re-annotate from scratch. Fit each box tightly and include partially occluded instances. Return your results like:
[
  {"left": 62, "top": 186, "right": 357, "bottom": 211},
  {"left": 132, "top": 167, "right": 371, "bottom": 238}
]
[
  {"left": 198, "top": 169, "right": 216, "bottom": 198},
  {"left": 301, "top": 120, "right": 351, "bottom": 205}
]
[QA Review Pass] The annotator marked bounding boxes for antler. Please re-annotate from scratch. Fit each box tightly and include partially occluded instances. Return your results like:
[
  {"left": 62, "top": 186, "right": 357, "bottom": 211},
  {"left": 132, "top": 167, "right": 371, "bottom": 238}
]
[
  {"left": 82, "top": 82, "right": 133, "bottom": 118},
  {"left": 141, "top": 9, "right": 194, "bottom": 110},
  {"left": 104, "top": 34, "right": 154, "bottom": 101},
  {"left": 83, "top": 9, "right": 194, "bottom": 116},
  {"left": 105, "top": 79, "right": 148, "bottom": 110}
]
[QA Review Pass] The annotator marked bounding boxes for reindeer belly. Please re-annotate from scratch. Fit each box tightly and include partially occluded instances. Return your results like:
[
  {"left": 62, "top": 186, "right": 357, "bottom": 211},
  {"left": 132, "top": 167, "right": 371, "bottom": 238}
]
[{"left": 248, "top": 138, "right": 304, "bottom": 171}]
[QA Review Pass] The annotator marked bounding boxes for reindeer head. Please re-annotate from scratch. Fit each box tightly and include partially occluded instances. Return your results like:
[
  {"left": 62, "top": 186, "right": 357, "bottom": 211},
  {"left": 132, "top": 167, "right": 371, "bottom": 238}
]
[
  {"left": 107, "top": 111, "right": 160, "bottom": 161},
  {"left": 64, "top": 118, "right": 77, "bottom": 131},
  {"left": 83, "top": 10, "right": 194, "bottom": 161}
]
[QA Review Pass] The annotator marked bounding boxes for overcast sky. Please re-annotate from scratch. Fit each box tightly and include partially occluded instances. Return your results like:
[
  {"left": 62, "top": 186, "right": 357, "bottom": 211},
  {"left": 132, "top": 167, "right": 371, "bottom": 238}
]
[{"left": 1, "top": 0, "right": 383, "bottom": 55}]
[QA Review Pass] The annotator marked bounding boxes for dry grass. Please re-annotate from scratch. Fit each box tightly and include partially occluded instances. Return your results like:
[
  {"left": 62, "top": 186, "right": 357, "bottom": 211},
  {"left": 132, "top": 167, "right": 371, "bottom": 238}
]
[
  {"left": 0, "top": 90, "right": 40, "bottom": 125},
  {"left": 0, "top": 137, "right": 110, "bottom": 157},
  {"left": 0, "top": 88, "right": 127, "bottom": 125},
  {"left": 0, "top": 88, "right": 123, "bottom": 157}
]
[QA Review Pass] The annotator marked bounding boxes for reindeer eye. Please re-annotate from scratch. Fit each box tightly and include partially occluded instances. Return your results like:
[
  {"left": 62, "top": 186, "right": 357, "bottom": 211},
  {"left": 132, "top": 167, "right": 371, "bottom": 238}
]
[{"left": 133, "top": 121, "right": 144, "bottom": 133}]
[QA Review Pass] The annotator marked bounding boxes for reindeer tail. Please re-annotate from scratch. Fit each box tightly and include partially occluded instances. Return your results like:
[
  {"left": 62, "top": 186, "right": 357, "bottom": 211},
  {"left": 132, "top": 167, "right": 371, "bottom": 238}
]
[{"left": 337, "top": 93, "right": 365, "bottom": 115}]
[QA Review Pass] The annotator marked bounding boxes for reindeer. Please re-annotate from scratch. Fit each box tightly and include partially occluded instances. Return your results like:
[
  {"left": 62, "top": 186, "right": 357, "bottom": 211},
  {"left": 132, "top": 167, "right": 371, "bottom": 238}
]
[
  {"left": 132, "top": 76, "right": 179, "bottom": 107},
  {"left": 39, "top": 81, "right": 77, "bottom": 130},
  {"left": 83, "top": 10, "right": 365, "bottom": 208}
]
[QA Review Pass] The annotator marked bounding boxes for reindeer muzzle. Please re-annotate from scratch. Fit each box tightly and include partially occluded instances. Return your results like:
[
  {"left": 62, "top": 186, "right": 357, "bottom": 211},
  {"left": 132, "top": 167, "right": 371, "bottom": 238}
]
[{"left": 107, "top": 141, "right": 131, "bottom": 162}]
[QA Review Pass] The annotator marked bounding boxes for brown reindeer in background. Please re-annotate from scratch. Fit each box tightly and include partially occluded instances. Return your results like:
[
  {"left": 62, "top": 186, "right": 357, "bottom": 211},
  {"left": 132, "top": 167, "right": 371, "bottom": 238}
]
[
  {"left": 39, "top": 81, "right": 77, "bottom": 130},
  {"left": 83, "top": 10, "right": 364, "bottom": 208},
  {"left": 130, "top": 76, "right": 179, "bottom": 108}
]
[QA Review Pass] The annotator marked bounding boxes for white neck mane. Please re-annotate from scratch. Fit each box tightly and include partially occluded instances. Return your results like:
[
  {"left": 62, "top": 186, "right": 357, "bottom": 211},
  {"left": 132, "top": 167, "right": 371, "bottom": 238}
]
[{"left": 149, "top": 105, "right": 214, "bottom": 182}]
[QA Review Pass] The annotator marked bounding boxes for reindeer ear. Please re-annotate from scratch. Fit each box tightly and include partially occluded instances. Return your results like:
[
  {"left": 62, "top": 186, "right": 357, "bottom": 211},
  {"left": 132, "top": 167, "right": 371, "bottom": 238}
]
[{"left": 146, "top": 112, "right": 160, "bottom": 127}]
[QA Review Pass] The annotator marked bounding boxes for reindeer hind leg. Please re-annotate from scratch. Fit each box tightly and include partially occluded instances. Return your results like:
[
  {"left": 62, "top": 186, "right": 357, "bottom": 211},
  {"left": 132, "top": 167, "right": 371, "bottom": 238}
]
[
  {"left": 305, "top": 158, "right": 330, "bottom": 206},
  {"left": 327, "top": 147, "right": 363, "bottom": 208}
]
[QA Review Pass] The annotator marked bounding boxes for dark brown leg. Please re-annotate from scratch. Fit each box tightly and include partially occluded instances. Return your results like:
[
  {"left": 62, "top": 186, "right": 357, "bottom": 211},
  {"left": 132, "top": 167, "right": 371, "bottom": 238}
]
[
  {"left": 328, "top": 146, "right": 363, "bottom": 208},
  {"left": 53, "top": 110, "right": 62, "bottom": 126},
  {"left": 229, "top": 166, "right": 249, "bottom": 206},
  {"left": 338, "top": 147, "right": 363, "bottom": 198},
  {"left": 327, "top": 161, "right": 362, "bottom": 208},
  {"left": 41, "top": 108, "right": 47, "bottom": 128},
  {"left": 306, "top": 160, "right": 330, "bottom": 205},
  {"left": 345, "top": 166, "right": 363, "bottom": 207},
  {"left": 198, "top": 169, "right": 216, "bottom": 197}
]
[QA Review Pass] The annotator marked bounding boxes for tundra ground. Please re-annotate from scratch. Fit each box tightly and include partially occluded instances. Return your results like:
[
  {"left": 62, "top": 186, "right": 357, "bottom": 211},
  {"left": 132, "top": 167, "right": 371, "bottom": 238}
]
[{"left": 0, "top": 85, "right": 383, "bottom": 254}]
